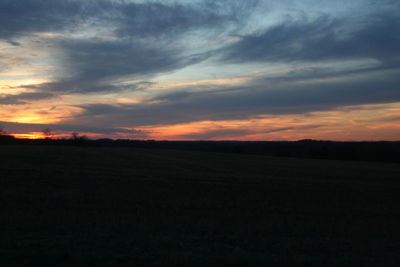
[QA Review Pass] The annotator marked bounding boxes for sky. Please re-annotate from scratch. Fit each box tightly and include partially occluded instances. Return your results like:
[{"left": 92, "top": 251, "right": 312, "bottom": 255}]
[{"left": 1, "top": 0, "right": 400, "bottom": 140}]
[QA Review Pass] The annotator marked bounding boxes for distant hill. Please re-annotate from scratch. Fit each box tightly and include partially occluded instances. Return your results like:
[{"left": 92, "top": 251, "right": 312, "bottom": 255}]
[{"left": 1, "top": 137, "right": 400, "bottom": 163}]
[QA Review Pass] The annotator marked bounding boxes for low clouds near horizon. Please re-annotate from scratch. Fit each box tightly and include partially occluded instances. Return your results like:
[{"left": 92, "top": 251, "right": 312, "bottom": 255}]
[{"left": 1, "top": 0, "right": 400, "bottom": 140}]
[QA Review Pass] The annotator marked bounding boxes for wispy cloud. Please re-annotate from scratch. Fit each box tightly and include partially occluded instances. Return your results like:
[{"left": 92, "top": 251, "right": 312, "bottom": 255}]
[
  {"left": 0, "top": 92, "right": 54, "bottom": 105},
  {"left": 221, "top": 12, "right": 400, "bottom": 64},
  {"left": 69, "top": 66, "right": 400, "bottom": 127}
]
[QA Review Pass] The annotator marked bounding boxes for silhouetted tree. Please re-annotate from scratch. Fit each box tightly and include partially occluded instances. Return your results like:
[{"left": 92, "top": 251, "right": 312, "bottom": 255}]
[
  {"left": 42, "top": 127, "right": 53, "bottom": 139},
  {"left": 0, "top": 125, "right": 6, "bottom": 135},
  {"left": 71, "top": 132, "right": 89, "bottom": 145},
  {"left": 71, "top": 132, "right": 79, "bottom": 140},
  {"left": 0, "top": 125, "right": 15, "bottom": 143}
]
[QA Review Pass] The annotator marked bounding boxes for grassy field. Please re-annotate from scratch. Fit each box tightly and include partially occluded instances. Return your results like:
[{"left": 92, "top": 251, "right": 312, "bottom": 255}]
[{"left": 1, "top": 145, "right": 400, "bottom": 266}]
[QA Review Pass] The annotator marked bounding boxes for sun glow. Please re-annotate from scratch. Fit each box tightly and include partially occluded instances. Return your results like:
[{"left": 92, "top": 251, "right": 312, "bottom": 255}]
[
  {"left": 0, "top": 105, "right": 84, "bottom": 124},
  {"left": 12, "top": 133, "right": 44, "bottom": 139}
]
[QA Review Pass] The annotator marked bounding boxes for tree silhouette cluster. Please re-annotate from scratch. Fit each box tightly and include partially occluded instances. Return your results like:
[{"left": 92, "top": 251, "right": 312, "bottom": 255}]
[{"left": 0, "top": 125, "right": 15, "bottom": 143}]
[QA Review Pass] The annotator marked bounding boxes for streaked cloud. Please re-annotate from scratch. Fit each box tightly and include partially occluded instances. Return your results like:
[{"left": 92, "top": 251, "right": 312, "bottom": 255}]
[
  {"left": 221, "top": 11, "right": 400, "bottom": 64},
  {"left": 70, "top": 66, "right": 400, "bottom": 127},
  {"left": 0, "top": 92, "right": 54, "bottom": 105}
]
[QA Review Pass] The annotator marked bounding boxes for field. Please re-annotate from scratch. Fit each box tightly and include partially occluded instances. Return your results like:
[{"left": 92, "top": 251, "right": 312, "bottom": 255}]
[{"left": 1, "top": 145, "right": 400, "bottom": 266}]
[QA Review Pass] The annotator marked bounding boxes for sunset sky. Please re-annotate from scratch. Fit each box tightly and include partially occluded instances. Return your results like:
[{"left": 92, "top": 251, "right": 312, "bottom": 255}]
[{"left": 1, "top": 0, "right": 400, "bottom": 140}]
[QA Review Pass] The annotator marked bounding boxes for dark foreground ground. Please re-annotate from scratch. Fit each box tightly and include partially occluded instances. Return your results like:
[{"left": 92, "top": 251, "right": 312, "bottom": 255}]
[{"left": 1, "top": 145, "right": 400, "bottom": 266}]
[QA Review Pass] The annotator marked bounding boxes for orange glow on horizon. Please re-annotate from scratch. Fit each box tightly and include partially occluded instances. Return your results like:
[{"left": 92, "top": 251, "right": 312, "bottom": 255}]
[
  {"left": 12, "top": 133, "right": 44, "bottom": 139},
  {"left": 2, "top": 102, "right": 400, "bottom": 141},
  {"left": 10, "top": 132, "right": 105, "bottom": 140},
  {"left": 137, "top": 103, "right": 400, "bottom": 141}
]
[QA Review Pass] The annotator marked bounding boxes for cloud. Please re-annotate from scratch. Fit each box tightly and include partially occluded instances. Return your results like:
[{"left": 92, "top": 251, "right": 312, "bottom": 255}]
[
  {"left": 0, "top": 0, "right": 256, "bottom": 40},
  {"left": 114, "top": 1, "right": 236, "bottom": 38},
  {"left": 21, "top": 33, "right": 208, "bottom": 95},
  {"left": 3, "top": 0, "right": 252, "bottom": 95},
  {"left": 150, "top": 123, "right": 323, "bottom": 140},
  {"left": 221, "top": 11, "right": 400, "bottom": 64},
  {"left": 61, "top": 39, "right": 203, "bottom": 86},
  {"left": 177, "top": 129, "right": 252, "bottom": 140},
  {"left": 6, "top": 40, "right": 21, "bottom": 46},
  {"left": 29, "top": 40, "right": 184, "bottom": 94},
  {"left": 0, "top": 0, "right": 84, "bottom": 39},
  {"left": 70, "top": 66, "right": 400, "bottom": 127},
  {"left": 0, "top": 92, "right": 54, "bottom": 105}
]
